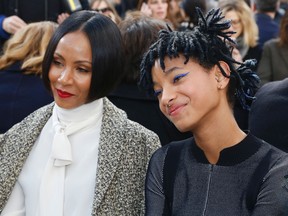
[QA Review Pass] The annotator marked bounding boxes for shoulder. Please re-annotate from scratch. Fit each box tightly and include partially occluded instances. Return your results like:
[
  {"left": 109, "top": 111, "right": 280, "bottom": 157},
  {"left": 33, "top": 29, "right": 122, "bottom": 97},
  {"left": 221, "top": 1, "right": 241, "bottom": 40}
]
[
  {"left": 150, "top": 137, "right": 193, "bottom": 164},
  {"left": 102, "top": 97, "right": 161, "bottom": 149},
  {"left": 256, "top": 78, "right": 288, "bottom": 98},
  {"left": 251, "top": 133, "right": 288, "bottom": 162},
  {"left": 263, "top": 38, "right": 280, "bottom": 49}
]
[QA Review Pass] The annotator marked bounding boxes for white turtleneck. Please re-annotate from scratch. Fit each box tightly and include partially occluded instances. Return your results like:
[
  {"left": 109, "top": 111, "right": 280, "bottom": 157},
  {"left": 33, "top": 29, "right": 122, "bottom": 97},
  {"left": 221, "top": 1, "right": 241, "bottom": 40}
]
[{"left": 1, "top": 99, "right": 103, "bottom": 216}]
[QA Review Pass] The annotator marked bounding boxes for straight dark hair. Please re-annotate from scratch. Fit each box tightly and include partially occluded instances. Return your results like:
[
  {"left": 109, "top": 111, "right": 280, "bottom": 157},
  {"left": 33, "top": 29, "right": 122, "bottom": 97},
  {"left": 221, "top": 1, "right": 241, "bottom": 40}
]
[{"left": 42, "top": 10, "right": 125, "bottom": 101}]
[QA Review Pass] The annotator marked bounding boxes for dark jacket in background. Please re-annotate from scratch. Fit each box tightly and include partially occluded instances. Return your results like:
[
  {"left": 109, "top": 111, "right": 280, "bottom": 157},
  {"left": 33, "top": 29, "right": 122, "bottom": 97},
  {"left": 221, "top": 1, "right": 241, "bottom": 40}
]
[
  {"left": 249, "top": 78, "right": 288, "bottom": 153},
  {"left": 255, "top": 13, "right": 279, "bottom": 50},
  {"left": 0, "top": 63, "right": 53, "bottom": 134}
]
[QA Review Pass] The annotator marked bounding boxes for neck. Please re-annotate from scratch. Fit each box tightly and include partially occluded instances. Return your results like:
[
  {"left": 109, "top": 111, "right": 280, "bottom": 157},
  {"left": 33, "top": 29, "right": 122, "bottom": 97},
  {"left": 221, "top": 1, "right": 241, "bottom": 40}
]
[{"left": 193, "top": 106, "right": 246, "bottom": 164}]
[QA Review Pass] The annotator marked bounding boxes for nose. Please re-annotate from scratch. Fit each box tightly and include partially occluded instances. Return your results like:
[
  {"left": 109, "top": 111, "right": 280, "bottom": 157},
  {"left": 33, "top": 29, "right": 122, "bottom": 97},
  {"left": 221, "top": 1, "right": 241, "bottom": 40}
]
[
  {"left": 160, "top": 86, "right": 176, "bottom": 108},
  {"left": 57, "top": 68, "right": 73, "bottom": 84}
]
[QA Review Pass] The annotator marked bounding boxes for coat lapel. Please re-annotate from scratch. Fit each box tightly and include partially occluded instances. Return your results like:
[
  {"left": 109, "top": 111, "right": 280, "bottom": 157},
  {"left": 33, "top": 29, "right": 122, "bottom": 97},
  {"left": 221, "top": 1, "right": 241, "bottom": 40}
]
[{"left": 92, "top": 98, "right": 127, "bottom": 212}]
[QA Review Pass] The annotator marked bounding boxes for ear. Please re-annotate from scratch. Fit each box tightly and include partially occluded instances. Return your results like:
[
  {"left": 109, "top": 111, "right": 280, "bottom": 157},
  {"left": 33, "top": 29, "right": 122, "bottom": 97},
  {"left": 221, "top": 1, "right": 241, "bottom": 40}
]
[{"left": 214, "top": 61, "right": 230, "bottom": 90}]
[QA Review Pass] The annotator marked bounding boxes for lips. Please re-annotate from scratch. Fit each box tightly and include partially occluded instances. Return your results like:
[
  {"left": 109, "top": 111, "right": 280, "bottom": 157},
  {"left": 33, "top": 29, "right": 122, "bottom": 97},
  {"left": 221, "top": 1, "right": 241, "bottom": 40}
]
[
  {"left": 168, "top": 104, "right": 186, "bottom": 116},
  {"left": 56, "top": 89, "right": 74, "bottom": 98}
]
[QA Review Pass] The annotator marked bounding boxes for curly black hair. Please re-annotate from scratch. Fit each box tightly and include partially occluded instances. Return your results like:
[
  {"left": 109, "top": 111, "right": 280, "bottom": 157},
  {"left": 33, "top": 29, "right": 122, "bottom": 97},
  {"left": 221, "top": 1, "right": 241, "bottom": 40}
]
[{"left": 139, "top": 8, "right": 259, "bottom": 110}]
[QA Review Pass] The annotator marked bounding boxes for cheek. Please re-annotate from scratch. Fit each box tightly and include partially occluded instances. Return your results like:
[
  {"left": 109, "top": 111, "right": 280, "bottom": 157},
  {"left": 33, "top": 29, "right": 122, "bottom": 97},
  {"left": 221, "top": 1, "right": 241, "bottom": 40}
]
[
  {"left": 163, "top": 3, "right": 168, "bottom": 10},
  {"left": 48, "top": 67, "right": 58, "bottom": 83},
  {"left": 149, "top": 4, "right": 157, "bottom": 11},
  {"left": 234, "top": 26, "right": 243, "bottom": 37},
  {"left": 79, "top": 76, "right": 92, "bottom": 93}
]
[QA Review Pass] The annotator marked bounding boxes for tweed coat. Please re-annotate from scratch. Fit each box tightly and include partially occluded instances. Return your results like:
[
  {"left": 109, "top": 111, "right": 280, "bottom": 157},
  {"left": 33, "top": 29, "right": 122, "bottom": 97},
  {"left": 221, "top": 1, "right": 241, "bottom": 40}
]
[
  {"left": 0, "top": 97, "right": 161, "bottom": 215},
  {"left": 257, "top": 38, "right": 288, "bottom": 86}
]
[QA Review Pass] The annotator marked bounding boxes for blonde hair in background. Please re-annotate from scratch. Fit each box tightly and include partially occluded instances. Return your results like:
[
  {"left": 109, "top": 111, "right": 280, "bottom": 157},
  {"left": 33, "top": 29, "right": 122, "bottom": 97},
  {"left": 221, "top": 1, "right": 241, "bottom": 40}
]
[
  {"left": 0, "top": 21, "right": 58, "bottom": 75},
  {"left": 220, "top": 0, "right": 259, "bottom": 47}
]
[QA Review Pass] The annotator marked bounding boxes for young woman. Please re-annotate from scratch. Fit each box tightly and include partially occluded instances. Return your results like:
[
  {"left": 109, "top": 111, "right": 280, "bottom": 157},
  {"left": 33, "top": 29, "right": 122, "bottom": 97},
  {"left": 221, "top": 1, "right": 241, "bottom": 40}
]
[
  {"left": 0, "top": 11, "right": 160, "bottom": 215},
  {"left": 140, "top": 8, "right": 288, "bottom": 215}
]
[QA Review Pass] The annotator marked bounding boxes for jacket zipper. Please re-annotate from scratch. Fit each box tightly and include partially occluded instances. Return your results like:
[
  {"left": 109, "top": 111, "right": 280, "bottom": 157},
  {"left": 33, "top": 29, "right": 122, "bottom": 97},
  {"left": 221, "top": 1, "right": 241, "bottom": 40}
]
[{"left": 202, "top": 164, "right": 214, "bottom": 216}]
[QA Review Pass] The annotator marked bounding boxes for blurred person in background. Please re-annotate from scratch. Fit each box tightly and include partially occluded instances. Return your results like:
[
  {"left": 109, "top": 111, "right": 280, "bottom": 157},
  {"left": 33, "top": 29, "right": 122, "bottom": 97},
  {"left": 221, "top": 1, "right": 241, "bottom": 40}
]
[
  {"left": 257, "top": 9, "right": 288, "bottom": 85},
  {"left": 169, "top": 0, "right": 184, "bottom": 29},
  {"left": 252, "top": 0, "right": 280, "bottom": 50},
  {"left": 137, "top": 0, "right": 173, "bottom": 28},
  {"left": 219, "top": 0, "right": 262, "bottom": 68},
  {"left": 90, "top": 0, "right": 122, "bottom": 23},
  {"left": 0, "top": 0, "right": 89, "bottom": 51},
  {"left": 178, "top": 0, "right": 207, "bottom": 31},
  {"left": 0, "top": 21, "right": 57, "bottom": 134}
]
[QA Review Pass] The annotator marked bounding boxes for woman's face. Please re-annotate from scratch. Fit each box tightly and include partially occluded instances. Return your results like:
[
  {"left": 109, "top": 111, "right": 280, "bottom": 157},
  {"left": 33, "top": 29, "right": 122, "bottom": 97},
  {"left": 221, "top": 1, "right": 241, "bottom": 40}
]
[
  {"left": 224, "top": 10, "right": 243, "bottom": 39},
  {"left": 92, "top": 1, "right": 116, "bottom": 23},
  {"left": 147, "top": 0, "right": 168, "bottom": 20},
  {"left": 151, "top": 55, "right": 222, "bottom": 132},
  {"left": 49, "top": 31, "right": 92, "bottom": 109}
]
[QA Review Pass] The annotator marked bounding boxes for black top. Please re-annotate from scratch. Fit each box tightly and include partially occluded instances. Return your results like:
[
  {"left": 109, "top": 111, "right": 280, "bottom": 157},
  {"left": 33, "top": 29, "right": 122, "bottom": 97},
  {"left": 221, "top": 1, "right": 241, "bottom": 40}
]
[{"left": 145, "top": 133, "right": 288, "bottom": 215}]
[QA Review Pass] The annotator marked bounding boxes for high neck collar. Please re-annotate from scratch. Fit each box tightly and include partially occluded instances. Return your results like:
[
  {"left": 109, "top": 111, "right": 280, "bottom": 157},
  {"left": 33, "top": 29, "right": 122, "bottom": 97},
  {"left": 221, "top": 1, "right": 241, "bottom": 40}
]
[{"left": 55, "top": 99, "right": 103, "bottom": 125}]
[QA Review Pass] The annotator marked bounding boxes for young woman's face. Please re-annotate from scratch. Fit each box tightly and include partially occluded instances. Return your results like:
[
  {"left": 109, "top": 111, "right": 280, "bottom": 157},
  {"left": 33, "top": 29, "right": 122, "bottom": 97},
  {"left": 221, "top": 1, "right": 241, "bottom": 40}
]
[
  {"left": 147, "top": 0, "right": 168, "bottom": 20},
  {"left": 151, "top": 55, "right": 221, "bottom": 132},
  {"left": 49, "top": 31, "right": 92, "bottom": 109},
  {"left": 224, "top": 10, "right": 243, "bottom": 39}
]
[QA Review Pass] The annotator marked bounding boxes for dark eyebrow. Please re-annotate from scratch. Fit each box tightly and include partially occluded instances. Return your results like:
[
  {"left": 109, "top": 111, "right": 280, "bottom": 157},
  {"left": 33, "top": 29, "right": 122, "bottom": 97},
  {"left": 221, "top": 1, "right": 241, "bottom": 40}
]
[
  {"left": 53, "top": 52, "right": 63, "bottom": 59},
  {"left": 164, "top": 66, "right": 183, "bottom": 74}
]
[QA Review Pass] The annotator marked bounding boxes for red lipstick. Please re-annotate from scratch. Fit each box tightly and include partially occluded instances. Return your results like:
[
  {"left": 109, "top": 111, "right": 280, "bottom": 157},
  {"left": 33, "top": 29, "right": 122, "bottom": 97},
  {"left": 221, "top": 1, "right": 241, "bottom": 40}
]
[{"left": 56, "top": 89, "right": 74, "bottom": 98}]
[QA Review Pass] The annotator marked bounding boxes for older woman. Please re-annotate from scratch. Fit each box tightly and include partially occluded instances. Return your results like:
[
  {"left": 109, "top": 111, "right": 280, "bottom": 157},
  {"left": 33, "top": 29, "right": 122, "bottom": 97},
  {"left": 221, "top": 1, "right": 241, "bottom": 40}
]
[{"left": 0, "top": 11, "right": 160, "bottom": 215}]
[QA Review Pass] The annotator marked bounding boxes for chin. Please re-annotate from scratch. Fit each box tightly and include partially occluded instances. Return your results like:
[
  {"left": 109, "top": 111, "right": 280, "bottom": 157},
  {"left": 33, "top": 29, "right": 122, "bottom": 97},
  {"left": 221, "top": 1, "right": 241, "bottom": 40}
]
[{"left": 174, "top": 124, "right": 190, "bottom": 133}]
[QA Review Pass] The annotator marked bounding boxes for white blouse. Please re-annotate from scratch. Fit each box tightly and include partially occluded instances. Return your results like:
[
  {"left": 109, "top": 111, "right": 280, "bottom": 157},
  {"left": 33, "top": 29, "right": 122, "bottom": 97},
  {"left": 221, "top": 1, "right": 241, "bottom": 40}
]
[{"left": 1, "top": 99, "right": 103, "bottom": 216}]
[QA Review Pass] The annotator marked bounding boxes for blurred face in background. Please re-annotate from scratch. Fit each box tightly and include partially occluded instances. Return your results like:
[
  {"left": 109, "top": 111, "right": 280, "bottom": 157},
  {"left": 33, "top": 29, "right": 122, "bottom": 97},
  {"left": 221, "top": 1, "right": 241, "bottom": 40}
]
[
  {"left": 147, "top": 0, "right": 169, "bottom": 20},
  {"left": 224, "top": 10, "right": 243, "bottom": 39},
  {"left": 91, "top": 0, "right": 117, "bottom": 23},
  {"left": 169, "top": 0, "right": 181, "bottom": 17}
]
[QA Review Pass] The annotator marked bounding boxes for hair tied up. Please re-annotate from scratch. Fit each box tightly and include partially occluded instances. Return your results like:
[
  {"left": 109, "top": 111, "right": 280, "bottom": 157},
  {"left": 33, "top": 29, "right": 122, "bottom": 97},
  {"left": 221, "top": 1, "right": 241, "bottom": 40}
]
[
  {"left": 235, "top": 59, "right": 260, "bottom": 110},
  {"left": 196, "top": 7, "right": 235, "bottom": 45}
]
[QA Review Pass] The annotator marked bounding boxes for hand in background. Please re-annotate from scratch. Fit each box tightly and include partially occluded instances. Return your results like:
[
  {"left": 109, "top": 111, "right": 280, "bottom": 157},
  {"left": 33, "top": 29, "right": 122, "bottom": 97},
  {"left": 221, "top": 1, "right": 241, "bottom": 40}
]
[
  {"left": 57, "top": 13, "right": 70, "bottom": 24},
  {"left": 140, "top": 3, "right": 152, "bottom": 17},
  {"left": 2, "top": 15, "right": 27, "bottom": 34}
]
